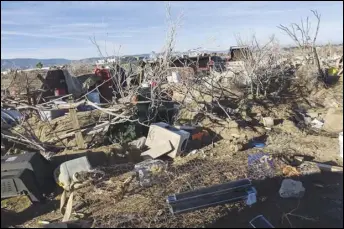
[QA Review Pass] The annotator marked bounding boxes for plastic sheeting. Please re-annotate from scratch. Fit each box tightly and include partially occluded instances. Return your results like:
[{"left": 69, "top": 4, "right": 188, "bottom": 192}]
[
  {"left": 62, "top": 69, "right": 87, "bottom": 98},
  {"left": 1, "top": 109, "right": 22, "bottom": 125}
]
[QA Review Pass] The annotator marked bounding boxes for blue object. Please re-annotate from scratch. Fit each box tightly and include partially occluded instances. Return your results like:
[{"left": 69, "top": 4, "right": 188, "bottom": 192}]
[
  {"left": 77, "top": 105, "right": 93, "bottom": 112},
  {"left": 167, "top": 195, "right": 177, "bottom": 203},
  {"left": 78, "top": 92, "right": 101, "bottom": 111},
  {"left": 87, "top": 92, "right": 100, "bottom": 104},
  {"left": 252, "top": 142, "right": 265, "bottom": 148},
  {"left": 246, "top": 187, "right": 257, "bottom": 206},
  {"left": 1, "top": 109, "right": 22, "bottom": 125}
]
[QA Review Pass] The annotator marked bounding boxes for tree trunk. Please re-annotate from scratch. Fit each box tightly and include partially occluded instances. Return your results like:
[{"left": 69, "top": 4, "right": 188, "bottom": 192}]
[{"left": 313, "top": 46, "right": 324, "bottom": 80}]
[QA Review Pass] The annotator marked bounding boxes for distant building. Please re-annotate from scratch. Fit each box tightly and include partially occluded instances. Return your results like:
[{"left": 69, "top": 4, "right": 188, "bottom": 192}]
[
  {"left": 96, "top": 58, "right": 118, "bottom": 65},
  {"left": 96, "top": 59, "right": 106, "bottom": 65},
  {"left": 107, "top": 58, "right": 117, "bottom": 63}
]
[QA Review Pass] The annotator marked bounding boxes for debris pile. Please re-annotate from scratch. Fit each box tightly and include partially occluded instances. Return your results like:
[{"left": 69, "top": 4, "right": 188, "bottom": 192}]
[{"left": 1, "top": 20, "right": 343, "bottom": 228}]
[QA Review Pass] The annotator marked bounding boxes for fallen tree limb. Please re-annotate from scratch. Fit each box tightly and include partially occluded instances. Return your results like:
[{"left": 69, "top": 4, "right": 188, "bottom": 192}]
[{"left": 1, "top": 132, "right": 46, "bottom": 152}]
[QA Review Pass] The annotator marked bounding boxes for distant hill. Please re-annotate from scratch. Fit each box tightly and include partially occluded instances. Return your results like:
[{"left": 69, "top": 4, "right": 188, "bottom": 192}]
[
  {"left": 2, "top": 44, "right": 342, "bottom": 71},
  {"left": 1, "top": 58, "right": 72, "bottom": 71},
  {"left": 1, "top": 55, "right": 150, "bottom": 71},
  {"left": 1, "top": 51, "right": 235, "bottom": 71}
]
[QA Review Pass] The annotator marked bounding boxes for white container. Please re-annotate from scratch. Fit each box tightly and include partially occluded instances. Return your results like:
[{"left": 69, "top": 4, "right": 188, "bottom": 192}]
[
  {"left": 54, "top": 156, "right": 92, "bottom": 191},
  {"left": 39, "top": 100, "right": 67, "bottom": 121},
  {"left": 339, "top": 132, "right": 343, "bottom": 159},
  {"left": 39, "top": 110, "right": 66, "bottom": 121},
  {"left": 262, "top": 117, "right": 274, "bottom": 128},
  {"left": 145, "top": 122, "right": 190, "bottom": 158}
]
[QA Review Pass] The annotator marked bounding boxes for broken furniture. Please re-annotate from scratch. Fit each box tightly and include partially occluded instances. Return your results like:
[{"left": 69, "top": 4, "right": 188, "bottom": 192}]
[
  {"left": 166, "top": 178, "right": 257, "bottom": 215},
  {"left": 1, "top": 152, "right": 54, "bottom": 202},
  {"left": 143, "top": 122, "right": 190, "bottom": 159},
  {"left": 249, "top": 215, "right": 274, "bottom": 228}
]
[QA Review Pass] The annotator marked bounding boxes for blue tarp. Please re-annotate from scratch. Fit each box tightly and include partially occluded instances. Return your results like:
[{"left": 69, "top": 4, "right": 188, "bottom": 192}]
[{"left": 1, "top": 109, "right": 22, "bottom": 125}]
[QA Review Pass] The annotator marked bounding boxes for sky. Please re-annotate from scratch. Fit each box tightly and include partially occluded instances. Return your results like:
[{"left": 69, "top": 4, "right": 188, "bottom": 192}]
[{"left": 1, "top": 1, "right": 343, "bottom": 60}]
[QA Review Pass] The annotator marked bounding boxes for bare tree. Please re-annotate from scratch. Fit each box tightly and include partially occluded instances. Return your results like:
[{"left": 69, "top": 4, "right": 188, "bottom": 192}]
[
  {"left": 235, "top": 34, "right": 290, "bottom": 98},
  {"left": 278, "top": 10, "right": 324, "bottom": 79}
]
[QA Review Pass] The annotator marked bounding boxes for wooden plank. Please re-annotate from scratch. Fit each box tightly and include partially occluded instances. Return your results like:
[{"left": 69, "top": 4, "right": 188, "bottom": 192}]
[{"left": 69, "top": 107, "right": 85, "bottom": 149}]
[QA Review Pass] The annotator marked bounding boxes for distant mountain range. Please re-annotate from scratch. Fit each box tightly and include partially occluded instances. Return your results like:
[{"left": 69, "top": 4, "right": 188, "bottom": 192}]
[
  {"left": 2, "top": 43, "right": 343, "bottom": 71},
  {"left": 1, "top": 50, "right": 233, "bottom": 71},
  {"left": 1, "top": 58, "right": 72, "bottom": 71},
  {"left": 0, "top": 54, "right": 150, "bottom": 71}
]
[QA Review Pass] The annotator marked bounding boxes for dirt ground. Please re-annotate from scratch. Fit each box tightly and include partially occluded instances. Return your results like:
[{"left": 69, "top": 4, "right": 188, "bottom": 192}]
[
  {"left": 2, "top": 73, "right": 343, "bottom": 228},
  {"left": 210, "top": 171, "right": 343, "bottom": 228},
  {"left": 2, "top": 136, "right": 343, "bottom": 228}
]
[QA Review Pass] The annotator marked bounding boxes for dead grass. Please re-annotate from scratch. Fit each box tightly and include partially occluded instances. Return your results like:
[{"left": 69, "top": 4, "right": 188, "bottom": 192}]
[{"left": 45, "top": 156, "right": 250, "bottom": 228}]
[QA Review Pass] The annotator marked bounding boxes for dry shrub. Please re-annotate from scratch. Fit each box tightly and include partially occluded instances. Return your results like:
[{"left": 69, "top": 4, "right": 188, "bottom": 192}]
[
  {"left": 294, "top": 64, "right": 321, "bottom": 92},
  {"left": 1, "top": 70, "right": 48, "bottom": 96},
  {"left": 75, "top": 156, "right": 249, "bottom": 228},
  {"left": 67, "top": 62, "right": 95, "bottom": 76},
  {"left": 235, "top": 34, "right": 293, "bottom": 98}
]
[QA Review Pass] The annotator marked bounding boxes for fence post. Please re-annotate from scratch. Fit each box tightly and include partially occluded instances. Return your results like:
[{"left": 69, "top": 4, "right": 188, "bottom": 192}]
[{"left": 68, "top": 99, "right": 85, "bottom": 149}]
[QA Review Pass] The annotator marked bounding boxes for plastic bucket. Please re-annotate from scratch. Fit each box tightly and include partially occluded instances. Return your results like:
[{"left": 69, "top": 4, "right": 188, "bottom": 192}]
[
  {"left": 80, "top": 92, "right": 100, "bottom": 111},
  {"left": 87, "top": 92, "right": 100, "bottom": 104}
]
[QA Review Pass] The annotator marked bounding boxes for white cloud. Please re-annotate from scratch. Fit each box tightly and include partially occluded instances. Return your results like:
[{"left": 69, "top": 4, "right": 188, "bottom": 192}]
[
  {"left": 107, "top": 35, "right": 133, "bottom": 38},
  {"left": 1, "top": 8, "right": 38, "bottom": 16},
  {"left": 49, "top": 23, "right": 109, "bottom": 29},
  {"left": 1, "top": 20, "right": 21, "bottom": 25},
  {"left": 2, "top": 47, "right": 96, "bottom": 60},
  {"left": 2, "top": 30, "right": 88, "bottom": 41}
]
